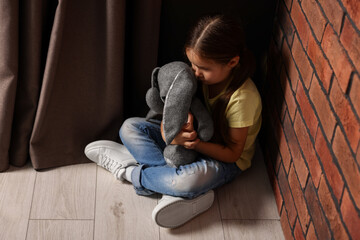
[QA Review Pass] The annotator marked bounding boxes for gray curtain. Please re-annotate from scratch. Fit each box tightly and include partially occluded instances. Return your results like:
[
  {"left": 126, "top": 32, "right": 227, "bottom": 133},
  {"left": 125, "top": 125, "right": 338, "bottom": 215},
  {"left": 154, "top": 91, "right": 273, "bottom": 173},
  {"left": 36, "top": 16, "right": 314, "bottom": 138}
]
[{"left": 0, "top": 0, "right": 161, "bottom": 171}]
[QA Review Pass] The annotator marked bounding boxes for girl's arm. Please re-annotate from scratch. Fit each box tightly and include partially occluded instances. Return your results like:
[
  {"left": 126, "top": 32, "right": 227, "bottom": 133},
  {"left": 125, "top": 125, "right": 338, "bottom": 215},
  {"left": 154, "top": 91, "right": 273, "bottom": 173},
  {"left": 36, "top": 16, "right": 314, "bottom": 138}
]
[
  {"left": 161, "top": 113, "right": 248, "bottom": 163},
  {"left": 188, "top": 127, "right": 248, "bottom": 163},
  {"left": 161, "top": 113, "right": 197, "bottom": 145}
]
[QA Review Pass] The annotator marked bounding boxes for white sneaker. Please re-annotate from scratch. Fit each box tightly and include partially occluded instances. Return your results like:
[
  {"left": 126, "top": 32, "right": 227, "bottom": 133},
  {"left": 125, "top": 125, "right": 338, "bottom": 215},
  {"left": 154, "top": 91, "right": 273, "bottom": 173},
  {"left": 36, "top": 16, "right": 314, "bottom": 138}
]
[
  {"left": 84, "top": 140, "right": 138, "bottom": 180},
  {"left": 152, "top": 190, "right": 215, "bottom": 228}
]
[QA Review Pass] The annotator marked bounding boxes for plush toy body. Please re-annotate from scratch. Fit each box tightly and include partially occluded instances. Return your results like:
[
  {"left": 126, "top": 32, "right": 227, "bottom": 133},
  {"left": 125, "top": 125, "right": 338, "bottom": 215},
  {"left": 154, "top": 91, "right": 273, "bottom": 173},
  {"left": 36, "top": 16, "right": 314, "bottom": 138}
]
[{"left": 145, "top": 61, "right": 214, "bottom": 167}]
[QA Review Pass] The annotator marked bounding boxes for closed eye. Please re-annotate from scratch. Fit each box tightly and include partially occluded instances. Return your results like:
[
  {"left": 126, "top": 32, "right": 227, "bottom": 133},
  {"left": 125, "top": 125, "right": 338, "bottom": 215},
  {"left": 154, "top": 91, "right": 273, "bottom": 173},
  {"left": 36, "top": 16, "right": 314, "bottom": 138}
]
[{"left": 192, "top": 63, "right": 209, "bottom": 71}]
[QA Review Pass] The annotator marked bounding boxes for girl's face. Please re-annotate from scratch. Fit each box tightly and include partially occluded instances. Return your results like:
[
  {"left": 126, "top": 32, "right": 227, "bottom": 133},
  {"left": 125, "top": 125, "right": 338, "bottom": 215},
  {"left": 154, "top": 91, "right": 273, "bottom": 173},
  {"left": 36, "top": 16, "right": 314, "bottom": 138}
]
[{"left": 186, "top": 48, "right": 239, "bottom": 86}]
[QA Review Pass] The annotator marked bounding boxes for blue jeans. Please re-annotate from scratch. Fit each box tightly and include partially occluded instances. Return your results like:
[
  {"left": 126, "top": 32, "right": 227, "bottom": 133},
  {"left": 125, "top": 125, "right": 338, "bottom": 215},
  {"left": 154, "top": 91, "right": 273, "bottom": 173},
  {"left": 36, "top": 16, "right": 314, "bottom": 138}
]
[{"left": 119, "top": 117, "right": 241, "bottom": 199}]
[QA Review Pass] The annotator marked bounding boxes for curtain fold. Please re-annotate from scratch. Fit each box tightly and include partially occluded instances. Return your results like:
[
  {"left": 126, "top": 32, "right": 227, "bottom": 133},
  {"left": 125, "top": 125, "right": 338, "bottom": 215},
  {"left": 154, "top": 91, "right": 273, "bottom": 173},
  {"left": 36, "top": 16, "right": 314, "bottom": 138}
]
[
  {"left": 0, "top": 0, "right": 162, "bottom": 171},
  {"left": 0, "top": 0, "right": 272, "bottom": 172},
  {"left": 11, "top": 0, "right": 63, "bottom": 169},
  {"left": 0, "top": 0, "right": 18, "bottom": 171}
]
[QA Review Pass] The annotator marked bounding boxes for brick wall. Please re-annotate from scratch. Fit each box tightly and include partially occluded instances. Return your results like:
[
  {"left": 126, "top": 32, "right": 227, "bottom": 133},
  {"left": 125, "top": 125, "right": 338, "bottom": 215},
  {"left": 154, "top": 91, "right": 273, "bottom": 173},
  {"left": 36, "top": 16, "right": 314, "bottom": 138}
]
[{"left": 261, "top": 0, "right": 360, "bottom": 239}]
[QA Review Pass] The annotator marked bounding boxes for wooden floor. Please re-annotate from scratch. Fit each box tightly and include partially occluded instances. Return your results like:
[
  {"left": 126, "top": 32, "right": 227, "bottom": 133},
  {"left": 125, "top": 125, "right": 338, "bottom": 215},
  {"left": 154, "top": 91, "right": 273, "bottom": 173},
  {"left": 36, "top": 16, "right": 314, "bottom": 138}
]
[{"left": 0, "top": 147, "right": 284, "bottom": 240}]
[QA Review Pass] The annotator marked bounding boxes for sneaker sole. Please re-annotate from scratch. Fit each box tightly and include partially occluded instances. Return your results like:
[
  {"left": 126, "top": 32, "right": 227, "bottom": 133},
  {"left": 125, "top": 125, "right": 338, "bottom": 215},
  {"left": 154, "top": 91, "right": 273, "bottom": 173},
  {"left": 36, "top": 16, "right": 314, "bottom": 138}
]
[{"left": 153, "top": 190, "right": 215, "bottom": 228}]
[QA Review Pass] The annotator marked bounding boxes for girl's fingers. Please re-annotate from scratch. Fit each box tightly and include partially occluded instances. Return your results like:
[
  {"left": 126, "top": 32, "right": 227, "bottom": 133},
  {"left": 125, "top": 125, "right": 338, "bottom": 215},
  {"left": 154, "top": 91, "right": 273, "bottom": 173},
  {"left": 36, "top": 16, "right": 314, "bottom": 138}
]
[
  {"left": 183, "top": 113, "right": 194, "bottom": 131},
  {"left": 184, "top": 138, "right": 200, "bottom": 149},
  {"left": 182, "top": 130, "right": 197, "bottom": 141},
  {"left": 187, "top": 112, "right": 194, "bottom": 124}
]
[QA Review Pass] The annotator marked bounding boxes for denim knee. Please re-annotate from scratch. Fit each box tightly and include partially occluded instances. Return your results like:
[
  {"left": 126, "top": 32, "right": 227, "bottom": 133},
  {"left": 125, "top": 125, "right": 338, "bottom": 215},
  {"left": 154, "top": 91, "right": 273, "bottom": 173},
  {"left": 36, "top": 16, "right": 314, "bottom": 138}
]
[
  {"left": 120, "top": 118, "right": 137, "bottom": 140},
  {"left": 169, "top": 160, "right": 223, "bottom": 196}
]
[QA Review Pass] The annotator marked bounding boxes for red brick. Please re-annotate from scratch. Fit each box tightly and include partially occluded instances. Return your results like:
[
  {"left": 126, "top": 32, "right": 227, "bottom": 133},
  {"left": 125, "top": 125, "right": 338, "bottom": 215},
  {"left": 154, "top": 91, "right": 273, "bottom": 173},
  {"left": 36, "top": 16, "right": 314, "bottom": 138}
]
[
  {"left": 281, "top": 68, "right": 298, "bottom": 121},
  {"left": 301, "top": 0, "right": 327, "bottom": 41},
  {"left": 284, "top": 113, "right": 309, "bottom": 188},
  {"left": 330, "top": 78, "right": 359, "bottom": 152},
  {"left": 280, "top": 207, "right": 294, "bottom": 240},
  {"left": 357, "top": 143, "right": 360, "bottom": 166},
  {"left": 342, "top": 0, "right": 360, "bottom": 29},
  {"left": 292, "top": 35, "right": 313, "bottom": 88},
  {"left": 289, "top": 164, "right": 310, "bottom": 233},
  {"left": 306, "top": 222, "right": 317, "bottom": 240},
  {"left": 341, "top": 17, "right": 360, "bottom": 73},
  {"left": 273, "top": 177, "right": 284, "bottom": 214},
  {"left": 304, "top": 179, "right": 332, "bottom": 240},
  {"left": 333, "top": 127, "right": 360, "bottom": 209},
  {"left": 282, "top": 40, "right": 299, "bottom": 92},
  {"left": 280, "top": 103, "right": 287, "bottom": 123},
  {"left": 341, "top": 189, "right": 360, "bottom": 240},
  {"left": 289, "top": 160, "right": 308, "bottom": 187},
  {"left": 278, "top": 125, "right": 292, "bottom": 173},
  {"left": 284, "top": 0, "right": 293, "bottom": 12},
  {"left": 279, "top": 163, "right": 298, "bottom": 228},
  {"left": 291, "top": 0, "right": 311, "bottom": 48},
  {"left": 296, "top": 81, "right": 318, "bottom": 138},
  {"left": 275, "top": 154, "right": 283, "bottom": 174},
  {"left": 322, "top": 25, "right": 353, "bottom": 93},
  {"left": 317, "top": 0, "right": 344, "bottom": 34},
  {"left": 294, "top": 114, "right": 322, "bottom": 187},
  {"left": 318, "top": 175, "right": 349, "bottom": 240},
  {"left": 309, "top": 76, "right": 336, "bottom": 141},
  {"left": 294, "top": 218, "right": 305, "bottom": 240},
  {"left": 307, "top": 35, "right": 332, "bottom": 92},
  {"left": 315, "top": 130, "right": 344, "bottom": 202},
  {"left": 349, "top": 74, "right": 360, "bottom": 117},
  {"left": 278, "top": 1, "right": 295, "bottom": 46}
]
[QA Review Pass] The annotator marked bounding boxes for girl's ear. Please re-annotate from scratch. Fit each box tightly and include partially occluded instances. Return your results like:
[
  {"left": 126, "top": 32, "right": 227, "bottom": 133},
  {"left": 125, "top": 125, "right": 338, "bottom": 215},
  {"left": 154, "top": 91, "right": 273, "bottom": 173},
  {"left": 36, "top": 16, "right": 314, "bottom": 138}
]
[{"left": 228, "top": 56, "right": 240, "bottom": 68}]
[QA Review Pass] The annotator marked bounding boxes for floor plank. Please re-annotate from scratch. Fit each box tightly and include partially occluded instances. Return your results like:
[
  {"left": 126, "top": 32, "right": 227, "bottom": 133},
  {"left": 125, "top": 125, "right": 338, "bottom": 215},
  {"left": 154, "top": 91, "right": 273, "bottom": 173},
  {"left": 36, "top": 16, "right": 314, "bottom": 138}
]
[
  {"left": 30, "top": 163, "right": 96, "bottom": 219},
  {"left": 217, "top": 147, "right": 280, "bottom": 220},
  {"left": 94, "top": 167, "right": 159, "bottom": 240},
  {"left": 223, "top": 220, "right": 285, "bottom": 240},
  {"left": 0, "top": 165, "right": 36, "bottom": 240},
  {"left": 1, "top": 145, "right": 284, "bottom": 239},
  {"left": 27, "top": 220, "right": 93, "bottom": 240},
  {"left": 159, "top": 194, "right": 224, "bottom": 240}
]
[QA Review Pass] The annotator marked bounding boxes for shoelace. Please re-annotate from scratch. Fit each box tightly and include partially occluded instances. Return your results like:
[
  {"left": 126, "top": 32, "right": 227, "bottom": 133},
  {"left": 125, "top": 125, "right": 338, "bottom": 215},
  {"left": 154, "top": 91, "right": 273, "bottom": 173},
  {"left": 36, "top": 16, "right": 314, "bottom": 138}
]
[
  {"left": 99, "top": 154, "right": 127, "bottom": 180},
  {"left": 100, "top": 154, "right": 122, "bottom": 172}
]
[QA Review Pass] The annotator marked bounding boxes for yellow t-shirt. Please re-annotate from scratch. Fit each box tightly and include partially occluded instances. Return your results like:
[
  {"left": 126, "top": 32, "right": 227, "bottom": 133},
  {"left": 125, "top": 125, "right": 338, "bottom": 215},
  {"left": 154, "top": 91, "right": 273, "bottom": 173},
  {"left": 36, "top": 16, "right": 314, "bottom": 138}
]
[{"left": 203, "top": 78, "right": 262, "bottom": 170}]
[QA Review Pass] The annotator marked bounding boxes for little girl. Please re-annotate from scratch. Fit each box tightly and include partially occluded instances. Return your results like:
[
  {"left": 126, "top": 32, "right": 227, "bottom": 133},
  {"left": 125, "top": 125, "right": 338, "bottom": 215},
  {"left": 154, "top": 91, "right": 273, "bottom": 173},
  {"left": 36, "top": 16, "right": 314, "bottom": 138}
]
[{"left": 85, "top": 15, "right": 262, "bottom": 228}]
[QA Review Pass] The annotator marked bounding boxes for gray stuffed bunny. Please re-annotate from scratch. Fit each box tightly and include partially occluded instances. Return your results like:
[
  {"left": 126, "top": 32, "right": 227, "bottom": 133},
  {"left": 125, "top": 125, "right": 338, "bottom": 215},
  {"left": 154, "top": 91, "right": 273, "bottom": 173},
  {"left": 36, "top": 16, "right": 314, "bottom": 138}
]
[{"left": 145, "top": 61, "right": 214, "bottom": 167}]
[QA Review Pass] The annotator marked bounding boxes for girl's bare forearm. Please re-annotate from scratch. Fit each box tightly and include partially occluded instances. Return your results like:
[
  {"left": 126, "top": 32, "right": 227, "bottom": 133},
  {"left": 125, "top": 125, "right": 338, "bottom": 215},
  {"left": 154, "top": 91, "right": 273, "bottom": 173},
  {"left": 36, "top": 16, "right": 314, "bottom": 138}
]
[{"left": 194, "top": 141, "right": 242, "bottom": 163}]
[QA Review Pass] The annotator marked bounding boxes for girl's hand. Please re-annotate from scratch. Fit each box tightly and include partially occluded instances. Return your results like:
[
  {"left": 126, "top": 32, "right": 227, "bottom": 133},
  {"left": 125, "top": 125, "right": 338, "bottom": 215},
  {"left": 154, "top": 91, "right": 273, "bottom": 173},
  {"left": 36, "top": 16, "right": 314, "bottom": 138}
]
[{"left": 161, "top": 113, "right": 199, "bottom": 147}]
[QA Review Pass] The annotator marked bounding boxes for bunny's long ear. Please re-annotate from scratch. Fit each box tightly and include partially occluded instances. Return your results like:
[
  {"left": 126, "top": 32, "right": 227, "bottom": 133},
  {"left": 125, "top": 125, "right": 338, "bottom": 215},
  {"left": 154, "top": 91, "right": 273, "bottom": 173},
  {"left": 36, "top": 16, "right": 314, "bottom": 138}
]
[{"left": 162, "top": 68, "right": 196, "bottom": 144}]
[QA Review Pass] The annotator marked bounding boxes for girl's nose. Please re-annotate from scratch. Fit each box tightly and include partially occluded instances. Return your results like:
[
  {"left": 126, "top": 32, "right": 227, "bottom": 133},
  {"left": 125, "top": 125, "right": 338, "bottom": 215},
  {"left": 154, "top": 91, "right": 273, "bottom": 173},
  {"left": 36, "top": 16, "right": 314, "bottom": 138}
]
[
  {"left": 192, "top": 66, "right": 201, "bottom": 77},
  {"left": 194, "top": 70, "right": 200, "bottom": 77}
]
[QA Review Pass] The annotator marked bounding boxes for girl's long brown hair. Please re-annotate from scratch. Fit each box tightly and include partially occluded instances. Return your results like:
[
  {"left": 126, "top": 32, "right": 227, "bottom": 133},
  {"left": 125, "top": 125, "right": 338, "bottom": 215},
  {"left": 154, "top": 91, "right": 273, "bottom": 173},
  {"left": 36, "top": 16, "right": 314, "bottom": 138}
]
[{"left": 185, "top": 15, "right": 255, "bottom": 145}]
